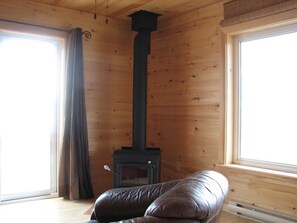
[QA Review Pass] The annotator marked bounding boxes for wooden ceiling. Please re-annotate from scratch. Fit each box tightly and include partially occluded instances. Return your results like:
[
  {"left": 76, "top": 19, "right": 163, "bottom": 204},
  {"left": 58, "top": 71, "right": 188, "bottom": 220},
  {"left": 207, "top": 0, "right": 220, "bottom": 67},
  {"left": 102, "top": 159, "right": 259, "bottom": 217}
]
[{"left": 30, "top": 0, "right": 223, "bottom": 21}]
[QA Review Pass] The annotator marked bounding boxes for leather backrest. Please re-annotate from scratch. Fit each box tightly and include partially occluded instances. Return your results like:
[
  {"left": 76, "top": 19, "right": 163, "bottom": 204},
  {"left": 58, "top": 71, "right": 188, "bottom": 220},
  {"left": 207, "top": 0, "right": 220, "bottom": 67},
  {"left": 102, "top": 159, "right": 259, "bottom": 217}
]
[
  {"left": 145, "top": 171, "right": 228, "bottom": 222},
  {"left": 93, "top": 180, "right": 181, "bottom": 222}
]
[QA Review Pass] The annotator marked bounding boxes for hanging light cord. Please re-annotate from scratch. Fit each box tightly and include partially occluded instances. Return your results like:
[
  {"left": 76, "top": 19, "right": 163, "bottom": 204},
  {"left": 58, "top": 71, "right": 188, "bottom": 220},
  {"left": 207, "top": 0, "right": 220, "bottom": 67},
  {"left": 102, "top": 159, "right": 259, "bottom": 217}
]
[
  {"left": 105, "top": 0, "right": 109, "bottom": 24},
  {"left": 94, "top": 0, "right": 97, "bottom": 20},
  {"left": 93, "top": 0, "right": 109, "bottom": 23}
]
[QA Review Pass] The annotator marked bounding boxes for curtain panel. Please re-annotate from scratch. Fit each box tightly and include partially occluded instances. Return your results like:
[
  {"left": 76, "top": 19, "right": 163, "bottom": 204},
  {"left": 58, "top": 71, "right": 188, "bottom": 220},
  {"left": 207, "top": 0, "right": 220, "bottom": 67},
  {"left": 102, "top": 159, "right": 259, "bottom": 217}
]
[{"left": 58, "top": 28, "right": 94, "bottom": 200}]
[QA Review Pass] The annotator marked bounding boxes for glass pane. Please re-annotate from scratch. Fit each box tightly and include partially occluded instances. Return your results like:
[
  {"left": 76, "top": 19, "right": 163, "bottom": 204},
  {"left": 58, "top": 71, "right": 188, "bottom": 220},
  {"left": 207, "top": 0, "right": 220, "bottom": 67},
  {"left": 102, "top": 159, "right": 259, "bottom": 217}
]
[
  {"left": 0, "top": 34, "right": 59, "bottom": 200},
  {"left": 121, "top": 166, "right": 149, "bottom": 185},
  {"left": 239, "top": 31, "right": 297, "bottom": 166}
]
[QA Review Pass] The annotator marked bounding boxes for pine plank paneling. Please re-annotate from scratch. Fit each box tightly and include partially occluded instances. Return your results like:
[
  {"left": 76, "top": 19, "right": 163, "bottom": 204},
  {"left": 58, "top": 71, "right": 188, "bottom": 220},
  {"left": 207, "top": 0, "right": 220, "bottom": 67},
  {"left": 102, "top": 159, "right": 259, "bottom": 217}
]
[
  {"left": 149, "top": 1, "right": 297, "bottom": 220},
  {"left": 218, "top": 166, "right": 297, "bottom": 218},
  {"left": 147, "top": 2, "right": 224, "bottom": 180},
  {"left": 28, "top": 0, "right": 222, "bottom": 21}
]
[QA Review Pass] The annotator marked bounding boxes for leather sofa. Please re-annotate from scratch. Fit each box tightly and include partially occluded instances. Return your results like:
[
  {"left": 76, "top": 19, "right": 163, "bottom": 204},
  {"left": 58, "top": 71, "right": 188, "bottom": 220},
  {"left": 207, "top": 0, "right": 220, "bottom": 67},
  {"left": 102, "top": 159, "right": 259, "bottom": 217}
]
[{"left": 88, "top": 170, "right": 228, "bottom": 223}]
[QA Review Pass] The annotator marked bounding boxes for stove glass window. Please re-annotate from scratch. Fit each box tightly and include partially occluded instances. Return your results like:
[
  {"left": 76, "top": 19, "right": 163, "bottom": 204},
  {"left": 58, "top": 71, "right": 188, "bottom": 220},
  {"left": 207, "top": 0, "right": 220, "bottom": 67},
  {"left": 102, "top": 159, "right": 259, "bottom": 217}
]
[{"left": 120, "top": 164, "right": 149, "bottom": 186}]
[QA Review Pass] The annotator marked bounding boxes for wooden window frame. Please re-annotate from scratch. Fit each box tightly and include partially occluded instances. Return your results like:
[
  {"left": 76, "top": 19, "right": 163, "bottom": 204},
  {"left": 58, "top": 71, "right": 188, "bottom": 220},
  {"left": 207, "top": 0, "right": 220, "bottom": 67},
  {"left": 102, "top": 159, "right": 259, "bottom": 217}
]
[{"left": 225, "top": 22, "right": 297, "bottom": 174}]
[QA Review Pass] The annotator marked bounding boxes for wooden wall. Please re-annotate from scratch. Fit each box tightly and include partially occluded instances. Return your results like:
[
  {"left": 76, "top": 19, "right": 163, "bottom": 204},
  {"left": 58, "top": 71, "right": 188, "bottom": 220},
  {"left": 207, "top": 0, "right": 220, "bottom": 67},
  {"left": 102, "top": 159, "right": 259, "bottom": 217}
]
[
  {"left": 1, "top": 0, "right": 297, "bottom": 219},
  {"left": 148, "top": 1, "right": 297, "bottom": 219},
  {"left": 0, "top": 0, "right": 134, "bottom": 196},
  {"left": 147, "top": 3, "right": 225, "bottom": 180}
]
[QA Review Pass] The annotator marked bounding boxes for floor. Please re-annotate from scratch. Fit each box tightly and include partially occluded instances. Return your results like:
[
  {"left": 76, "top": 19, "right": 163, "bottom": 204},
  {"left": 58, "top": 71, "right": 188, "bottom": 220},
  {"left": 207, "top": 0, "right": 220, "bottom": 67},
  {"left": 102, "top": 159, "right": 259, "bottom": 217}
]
[
  {"left": 0, "top": 197, "right": 257, "bottom": 223},
  {"left": 220, "top": 211, "right": 258, "bottom": 223},
  {"left": 0, "top": 197, "right": 93, "bottom": 223}
]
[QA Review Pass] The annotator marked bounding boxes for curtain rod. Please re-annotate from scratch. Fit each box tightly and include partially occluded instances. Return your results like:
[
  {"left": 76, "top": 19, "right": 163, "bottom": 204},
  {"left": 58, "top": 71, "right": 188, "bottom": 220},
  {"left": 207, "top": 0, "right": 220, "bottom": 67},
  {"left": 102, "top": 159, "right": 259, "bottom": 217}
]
[{"left": 0, "top": 18, "right": 92, "bottom": 39}]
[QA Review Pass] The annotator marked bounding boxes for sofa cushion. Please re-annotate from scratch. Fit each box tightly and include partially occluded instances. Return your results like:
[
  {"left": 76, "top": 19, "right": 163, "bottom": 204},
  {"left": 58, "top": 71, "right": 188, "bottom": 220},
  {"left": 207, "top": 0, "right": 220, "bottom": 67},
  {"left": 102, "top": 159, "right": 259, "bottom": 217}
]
[
  {"left": 93, "top": 180, "right": 181, "bottom": 222},
  {"left": 145, "top": 171, "right": 228, "bottom": 221}
]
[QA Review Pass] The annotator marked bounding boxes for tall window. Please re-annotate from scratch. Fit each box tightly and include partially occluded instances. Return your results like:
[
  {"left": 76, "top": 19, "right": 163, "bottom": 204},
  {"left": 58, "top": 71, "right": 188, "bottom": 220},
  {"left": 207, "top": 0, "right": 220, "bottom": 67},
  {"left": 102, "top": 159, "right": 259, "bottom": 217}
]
[
  {"left": 232, "top": 24, "right": 297, "bottom": 173},
  {"left": 0, "top": 28, "right": 64, "bottom": 201}
]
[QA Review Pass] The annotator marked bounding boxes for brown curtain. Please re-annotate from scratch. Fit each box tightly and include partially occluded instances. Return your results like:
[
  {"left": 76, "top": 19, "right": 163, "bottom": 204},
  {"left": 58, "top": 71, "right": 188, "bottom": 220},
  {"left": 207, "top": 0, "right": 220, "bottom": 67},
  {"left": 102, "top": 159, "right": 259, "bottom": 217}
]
[{"left": 58, "top": 28, "right": 94, "bottom": 200}]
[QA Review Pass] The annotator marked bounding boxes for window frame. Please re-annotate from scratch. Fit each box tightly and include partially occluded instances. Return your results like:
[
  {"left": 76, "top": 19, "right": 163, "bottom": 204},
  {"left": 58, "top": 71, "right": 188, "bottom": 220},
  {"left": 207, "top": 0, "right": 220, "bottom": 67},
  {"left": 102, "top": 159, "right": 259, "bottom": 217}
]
[{"left": 228, "top": 23, "right": 297, "bottom": 174}]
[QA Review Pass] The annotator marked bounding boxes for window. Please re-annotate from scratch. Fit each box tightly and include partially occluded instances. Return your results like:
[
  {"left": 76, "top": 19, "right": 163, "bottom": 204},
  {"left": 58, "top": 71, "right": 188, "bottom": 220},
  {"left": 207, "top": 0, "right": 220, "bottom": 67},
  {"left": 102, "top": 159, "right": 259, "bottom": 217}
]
[
  {"left": 230, "top": 24, "right": 297, "bottom": 173},
  {"left": 0, "top": 25, "right": 65, "bottom": 202}
]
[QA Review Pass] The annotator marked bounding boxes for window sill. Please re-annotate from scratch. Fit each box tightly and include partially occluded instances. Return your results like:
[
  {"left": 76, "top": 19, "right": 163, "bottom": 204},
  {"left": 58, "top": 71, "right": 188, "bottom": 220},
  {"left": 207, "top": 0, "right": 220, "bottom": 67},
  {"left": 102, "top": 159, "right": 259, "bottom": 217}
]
[{"left": 217, "top": 163, "right": 297, "bottom": 179}]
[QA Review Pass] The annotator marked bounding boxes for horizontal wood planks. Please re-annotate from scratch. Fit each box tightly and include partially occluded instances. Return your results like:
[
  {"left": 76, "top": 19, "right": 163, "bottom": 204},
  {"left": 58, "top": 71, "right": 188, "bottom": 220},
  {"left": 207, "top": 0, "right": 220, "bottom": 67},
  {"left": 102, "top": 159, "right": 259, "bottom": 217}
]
[
  {"left": 148, "top": 1, "right": 297, "bottom": 219},
  {"left": 218, "top": 165, "right": 297, "bottom": 218},
  {"left": 147, "top": 2, "right": 225, "bottom": 179},
  {"left": 28, "top": 0, "right": 222, "bottom": 21}
]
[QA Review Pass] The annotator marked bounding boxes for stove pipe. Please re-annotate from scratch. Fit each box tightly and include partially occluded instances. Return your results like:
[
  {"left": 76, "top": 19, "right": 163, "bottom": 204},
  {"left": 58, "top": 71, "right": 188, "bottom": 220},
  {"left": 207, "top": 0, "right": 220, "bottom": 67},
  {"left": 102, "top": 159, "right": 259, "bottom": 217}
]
[{"left": 130, "top": 10, "right": 160, "bottom": 152}]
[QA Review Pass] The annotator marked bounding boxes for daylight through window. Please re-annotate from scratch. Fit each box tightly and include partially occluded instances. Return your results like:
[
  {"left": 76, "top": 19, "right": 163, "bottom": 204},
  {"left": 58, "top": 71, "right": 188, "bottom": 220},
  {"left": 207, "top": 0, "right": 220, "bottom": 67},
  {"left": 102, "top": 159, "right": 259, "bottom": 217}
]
[{"left": 233, "top": 25, "right": 297, "bottom": 173}]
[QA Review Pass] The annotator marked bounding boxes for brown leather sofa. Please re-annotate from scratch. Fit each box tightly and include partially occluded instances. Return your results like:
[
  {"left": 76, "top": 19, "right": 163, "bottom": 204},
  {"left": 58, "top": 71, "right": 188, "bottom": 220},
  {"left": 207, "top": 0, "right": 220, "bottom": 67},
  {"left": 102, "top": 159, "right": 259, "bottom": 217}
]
[{"left": 88, "top": 170, "right": 228, "bottom": 223}]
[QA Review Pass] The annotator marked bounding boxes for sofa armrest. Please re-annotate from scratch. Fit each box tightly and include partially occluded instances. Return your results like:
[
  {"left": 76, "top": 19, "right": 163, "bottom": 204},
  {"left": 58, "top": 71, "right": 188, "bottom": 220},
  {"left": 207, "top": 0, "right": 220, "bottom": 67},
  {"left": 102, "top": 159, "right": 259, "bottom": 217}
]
[
  {"left": 93, "top": 180, "right": 181, "bottom": 222},
  {"left": 145, "top": 170, "right": 228, "bottom": 223}
]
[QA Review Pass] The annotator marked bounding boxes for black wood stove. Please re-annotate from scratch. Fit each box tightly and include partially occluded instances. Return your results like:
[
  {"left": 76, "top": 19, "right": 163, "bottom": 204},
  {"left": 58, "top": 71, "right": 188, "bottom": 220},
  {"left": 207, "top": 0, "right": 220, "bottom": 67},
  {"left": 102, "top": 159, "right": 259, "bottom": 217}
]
[
  {"left": 113, "top": 147, "right": 160, "bottom": 188},
  {"left": 112, "top": 10, "right": 161, "bottom": 188}
]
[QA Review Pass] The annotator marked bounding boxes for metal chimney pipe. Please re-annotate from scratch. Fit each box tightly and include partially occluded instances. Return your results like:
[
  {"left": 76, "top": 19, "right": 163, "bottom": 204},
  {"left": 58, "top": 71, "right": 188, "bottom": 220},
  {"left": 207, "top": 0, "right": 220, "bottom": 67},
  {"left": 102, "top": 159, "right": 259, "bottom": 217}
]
[{"left": 130, "top": 10, "right": 160, "bottom": 152}]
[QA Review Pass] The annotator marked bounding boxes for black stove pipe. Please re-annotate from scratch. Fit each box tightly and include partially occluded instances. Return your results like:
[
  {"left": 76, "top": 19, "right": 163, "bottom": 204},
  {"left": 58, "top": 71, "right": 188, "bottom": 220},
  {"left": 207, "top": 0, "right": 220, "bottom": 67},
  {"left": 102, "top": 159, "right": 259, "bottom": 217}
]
[
  {"left": 132, "top": 30, "right": 150, "bottom": 151},
  {"left": 130, "top": 10, "right": 159, "bottom": 152}
]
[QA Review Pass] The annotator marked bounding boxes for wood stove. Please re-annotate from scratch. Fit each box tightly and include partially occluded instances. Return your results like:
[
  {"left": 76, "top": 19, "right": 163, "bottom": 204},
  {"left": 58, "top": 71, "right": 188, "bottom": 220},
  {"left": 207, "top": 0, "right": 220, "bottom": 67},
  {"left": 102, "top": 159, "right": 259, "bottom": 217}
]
[
  {"left": 113, "top": 147, "right": 160, "bottom": 188},
  {"left": 112, "top": 10, "right": 161, "bottom": 188}
]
